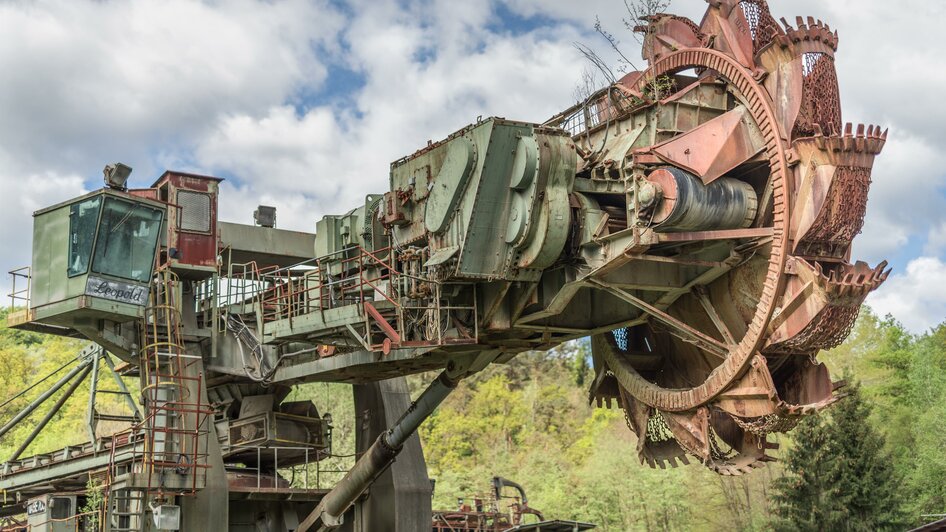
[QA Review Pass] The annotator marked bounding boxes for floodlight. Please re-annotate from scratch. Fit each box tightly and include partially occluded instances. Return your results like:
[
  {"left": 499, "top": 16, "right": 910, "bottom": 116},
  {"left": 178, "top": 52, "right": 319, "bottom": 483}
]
[
  {"left": 254, "top": 205, "right": 277, "bottom": 228},
  {"left": 103, "top": 162, "right": 133, "bottom": 190}
]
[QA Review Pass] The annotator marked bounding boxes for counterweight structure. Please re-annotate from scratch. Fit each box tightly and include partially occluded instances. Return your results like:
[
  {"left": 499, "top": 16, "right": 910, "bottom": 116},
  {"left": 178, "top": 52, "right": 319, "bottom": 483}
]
[{"left": 1, "top": 1, "right": 888, "bottom": 530}]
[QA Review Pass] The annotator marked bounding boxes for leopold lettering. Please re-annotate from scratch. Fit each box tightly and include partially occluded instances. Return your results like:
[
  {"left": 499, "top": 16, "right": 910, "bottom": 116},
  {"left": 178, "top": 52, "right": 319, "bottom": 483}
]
[
  {"left": 91, "top": 281, "right": 145, "bottom": 303},
  {"left": 85, "top": 276, "right": 149, "bottom": 306}
]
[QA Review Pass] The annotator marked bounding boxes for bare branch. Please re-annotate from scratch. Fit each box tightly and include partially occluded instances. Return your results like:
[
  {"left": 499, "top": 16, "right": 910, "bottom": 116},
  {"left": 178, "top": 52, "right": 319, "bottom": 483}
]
[
  {"left": 573, "top": 67, "right": 601, "bottom": 103},
  {"left": 593, "top": 16, "right": 641, "bottom": 74},
  {"left": 623, "top": 0, "right": 673, "bottom": 44},
  {"left": 572, "top": 42, "right": 617, "bottom": 86},
  {"left": 571, "top": 0, "right": 677, "bottom": 123}
]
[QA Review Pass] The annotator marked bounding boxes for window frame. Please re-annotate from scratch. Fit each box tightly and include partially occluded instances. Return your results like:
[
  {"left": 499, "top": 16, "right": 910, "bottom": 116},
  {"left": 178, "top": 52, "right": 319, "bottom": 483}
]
[
  {"left": 49, "top": 497, "right": 72, "bottom": 520},
  {"left": 67, "top": 197, "right": 103, "bottom": 278},
  {"left": 89, "top": 196, "right": 165, "bottom": 283},
  {"left": 176, "top": 189, "right": 213, "bottom": 234}
]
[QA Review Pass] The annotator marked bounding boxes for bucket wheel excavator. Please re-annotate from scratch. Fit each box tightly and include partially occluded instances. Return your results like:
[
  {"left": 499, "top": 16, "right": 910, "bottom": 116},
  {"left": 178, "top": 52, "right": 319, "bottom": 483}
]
[{"left": 0, "top": 1, "right": 886, "bottom": 530}]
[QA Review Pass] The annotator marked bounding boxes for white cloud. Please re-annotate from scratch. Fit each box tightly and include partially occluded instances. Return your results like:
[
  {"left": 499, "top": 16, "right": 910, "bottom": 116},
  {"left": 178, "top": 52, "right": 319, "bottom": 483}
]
[
  {"left": 0, "top": 156, "right": 86, "bottom": 293},
  {"left": 217, "top": 181, "right": 326, "bottom": 232},
  {"left": 195, "top": 3, "right": 593, "bottom": 227},
  {"left": 853, "top": 133, "right": 945, "bottom": 264},
  {"left": 925, "top": 222, "right": 946, "bottom": 257},
  {"left": 868, "top": 257, "right": 946, "bottom": 333},
  {"left": 0, "top": 0, "right": 343, "bottom": 175}
]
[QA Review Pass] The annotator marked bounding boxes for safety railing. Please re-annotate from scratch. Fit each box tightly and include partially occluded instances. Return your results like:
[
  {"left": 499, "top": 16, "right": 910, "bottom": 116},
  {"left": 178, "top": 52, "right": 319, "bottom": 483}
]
[
  {"left": 546, "top": 85, "right": 642, "bottom": 138},
  {"left": 257, "top": 245, "right": 479, "bottom": 349},
  {"left": 223, "top": 260, "right": 280, "bottom": 314},
  {"left": 247, "top": 246, "right": 395, "bottom": 346},
  {"left": 257, "top": 245, "right": 400, "bottom": 322},
  {"left": 94, "top": 404, "right": 211, "bottom": 532},
  {"left": 17, "top": 510, "right": 97, "bottom": 531},
  {"left": 101, "top": 411, "right": 213, "bottom": 485},
  {"left": 209, "top": 244, "right": 479, "bottom": 351},
  {"left": 225, "top": 445, "right": 351, "bottom": 491},
  {"left": 137, "top": 269, "right": 214, "bottom": 497},
  {"left": 7, "top": 266, "right": 31, "bottom": 310}
]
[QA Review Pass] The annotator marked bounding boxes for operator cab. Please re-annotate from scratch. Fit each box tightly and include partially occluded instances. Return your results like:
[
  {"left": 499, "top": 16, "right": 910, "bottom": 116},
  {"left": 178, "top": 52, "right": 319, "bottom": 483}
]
[
  {"left": 15, "top": 187, "right": 165, "bottom": 334},
  {"left": 7, "top": 165, "right": 222, "bottom": 353}
]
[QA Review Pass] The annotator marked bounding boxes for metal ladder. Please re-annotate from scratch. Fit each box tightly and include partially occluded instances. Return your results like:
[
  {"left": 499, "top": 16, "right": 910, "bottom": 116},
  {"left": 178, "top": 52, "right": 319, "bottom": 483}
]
[
  {"left": 107, "top": 487, "right": 146, "bottom": 532},
  {"left": 139, "top": 268, "right": 209, "bottom": 497}
]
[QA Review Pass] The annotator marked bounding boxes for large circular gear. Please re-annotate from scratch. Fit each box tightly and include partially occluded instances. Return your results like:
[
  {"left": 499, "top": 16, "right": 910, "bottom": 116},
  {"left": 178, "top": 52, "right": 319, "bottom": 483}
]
[
  {"left": 603, "top": 47, "right": 791, "bottom": 412},
  {"left": 584, "top": 2, "right": 890, "bottom": 474}
]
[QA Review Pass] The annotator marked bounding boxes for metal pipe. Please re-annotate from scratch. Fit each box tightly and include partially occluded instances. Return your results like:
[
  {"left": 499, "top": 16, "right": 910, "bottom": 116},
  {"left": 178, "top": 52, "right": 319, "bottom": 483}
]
[
  {"left": 492, "top": 476, "right": 528, "bottom": 505},
  {"left": 10, "top": 364, "right": 93, "bottom": 461},
  {"left": 0, "top": 358, "right": 92, "bottom": 440},
  {"left": 298, "top": 371, "right": 458, "bottom": 532},
  {"left": 385, "top": 373, "right": 455, "bottom": 447}
]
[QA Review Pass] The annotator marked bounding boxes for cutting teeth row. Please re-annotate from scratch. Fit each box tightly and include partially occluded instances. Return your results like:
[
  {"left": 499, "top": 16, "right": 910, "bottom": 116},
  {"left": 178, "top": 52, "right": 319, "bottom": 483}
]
[
  {"left": 811, "top": 122, "right": 888, "bottom": 155},
  {"left": 813, "top": 260, "right": 891, "bottom": 298},
  {"left": 776, "top": 16, "right": 839, "bottom": 52},
  {"left": 592, "top": 396, "right": 616, "bottom": 409},
  {"left": 709, "top": 456, "right": 776, "bottom": 476},
  {"left": 642, "top": 454, "right": 691, "bottom": 469}
]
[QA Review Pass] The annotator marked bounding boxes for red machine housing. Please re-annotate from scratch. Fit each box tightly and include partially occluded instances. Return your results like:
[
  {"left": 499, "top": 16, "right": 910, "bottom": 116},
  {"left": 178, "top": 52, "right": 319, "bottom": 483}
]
[{"left": 149, "top": 171, "right": 222, "bottom": 279}]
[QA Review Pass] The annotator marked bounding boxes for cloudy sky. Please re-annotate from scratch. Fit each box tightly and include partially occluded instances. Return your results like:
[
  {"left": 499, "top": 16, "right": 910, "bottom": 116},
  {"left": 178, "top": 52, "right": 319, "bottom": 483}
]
[{"left": 1, "top": 0, "right": 943, "bottom": 332}]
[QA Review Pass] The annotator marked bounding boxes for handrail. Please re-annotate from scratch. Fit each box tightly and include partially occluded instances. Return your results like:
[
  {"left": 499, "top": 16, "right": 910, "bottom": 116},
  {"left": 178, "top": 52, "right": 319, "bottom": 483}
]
[
  {"left": 213, "top": 244, "right": 478, "bottom": 352},
  {"left": 24, "top": 509, "right": 97, "bottom": 531},
  {"left": 225, "top": 444, "right": 351, "bottom": 491},
  {"left": 7, "top": 266, "right": 31, "bottom": 310}
]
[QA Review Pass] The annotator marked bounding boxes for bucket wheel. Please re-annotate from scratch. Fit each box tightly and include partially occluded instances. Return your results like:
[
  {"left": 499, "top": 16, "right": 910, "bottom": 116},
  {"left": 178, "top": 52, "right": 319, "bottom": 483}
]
[{"left": 588, "top": 0, "right": 889, "bottom": 474}]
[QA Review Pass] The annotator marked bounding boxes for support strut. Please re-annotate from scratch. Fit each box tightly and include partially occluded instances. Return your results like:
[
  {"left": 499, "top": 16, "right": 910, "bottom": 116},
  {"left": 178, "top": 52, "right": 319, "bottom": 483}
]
[
  {"left": 85, "top": 346, "right": 101, "bottom": 443},
  {"left": 298, "top": 370, "right": 459, "bottom": 532},
  {"left": 0, "top": 357, "right": 94, "bottom": 440},
  {"left": 101, "top": 350, "right": 142, "bottom": 421},
  {"left": 10, "top": 363, "right": 93, "bottom": 461}
]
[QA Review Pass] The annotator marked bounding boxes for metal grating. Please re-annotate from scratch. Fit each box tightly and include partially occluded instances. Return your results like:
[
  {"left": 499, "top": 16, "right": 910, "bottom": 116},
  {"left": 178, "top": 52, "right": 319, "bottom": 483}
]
[
  {"left": 177, "top": 190, "right": 211, "bottom": 233},
  {"left": 612, "top": 327, "right": 629, "bottom": 351}
]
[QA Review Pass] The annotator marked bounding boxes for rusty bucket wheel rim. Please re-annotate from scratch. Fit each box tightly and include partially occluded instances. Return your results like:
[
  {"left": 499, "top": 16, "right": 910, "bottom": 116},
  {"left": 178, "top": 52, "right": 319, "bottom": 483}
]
[{"left": 604, "top": 48, "right": 792, "bottom": 413}]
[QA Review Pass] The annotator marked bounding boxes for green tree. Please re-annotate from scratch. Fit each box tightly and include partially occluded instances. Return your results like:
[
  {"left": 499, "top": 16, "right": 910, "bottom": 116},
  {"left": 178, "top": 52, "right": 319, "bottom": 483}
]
[
  {"left": 772, "top": 380, "right": 905, "bottom": 531},
  {"left": 901, "top": 325, "right": 946, "bottom": 520}
]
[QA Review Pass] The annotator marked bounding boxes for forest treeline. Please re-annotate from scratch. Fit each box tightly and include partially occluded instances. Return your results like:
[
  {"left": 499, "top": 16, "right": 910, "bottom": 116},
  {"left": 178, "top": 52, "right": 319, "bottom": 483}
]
[
  {"left": 0, "top": 307, "right": 943, "bottom": 530},
  {"left": 417, "top": 308, "right": 946, "bottom": 530}
]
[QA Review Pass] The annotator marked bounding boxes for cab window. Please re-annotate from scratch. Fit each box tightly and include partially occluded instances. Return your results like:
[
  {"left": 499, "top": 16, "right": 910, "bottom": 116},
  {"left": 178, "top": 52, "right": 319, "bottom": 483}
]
[
  {"left": 67, "top": 197, "right": 102, "bottom": 277},
  {"left": 50, "top": 497, "right": 72, "bottom": 519},
  {"left": 90, "top": 197, "right": 164, "bottom": 283}
]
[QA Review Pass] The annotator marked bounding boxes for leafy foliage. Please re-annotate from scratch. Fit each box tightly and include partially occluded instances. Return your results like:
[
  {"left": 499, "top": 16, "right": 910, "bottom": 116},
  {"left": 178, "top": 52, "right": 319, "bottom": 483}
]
[
  {"left": 81, "top": 477, "right": 105, "bottom": 529},
  {"left": 420, "top": 342, "right": 779, "bottom": 531},
  {"left": 821, "top": 310, "right": 946, "bottom": 525},
  {"left": 0, "top": 308, "right": 138, "bottom": 462}
]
